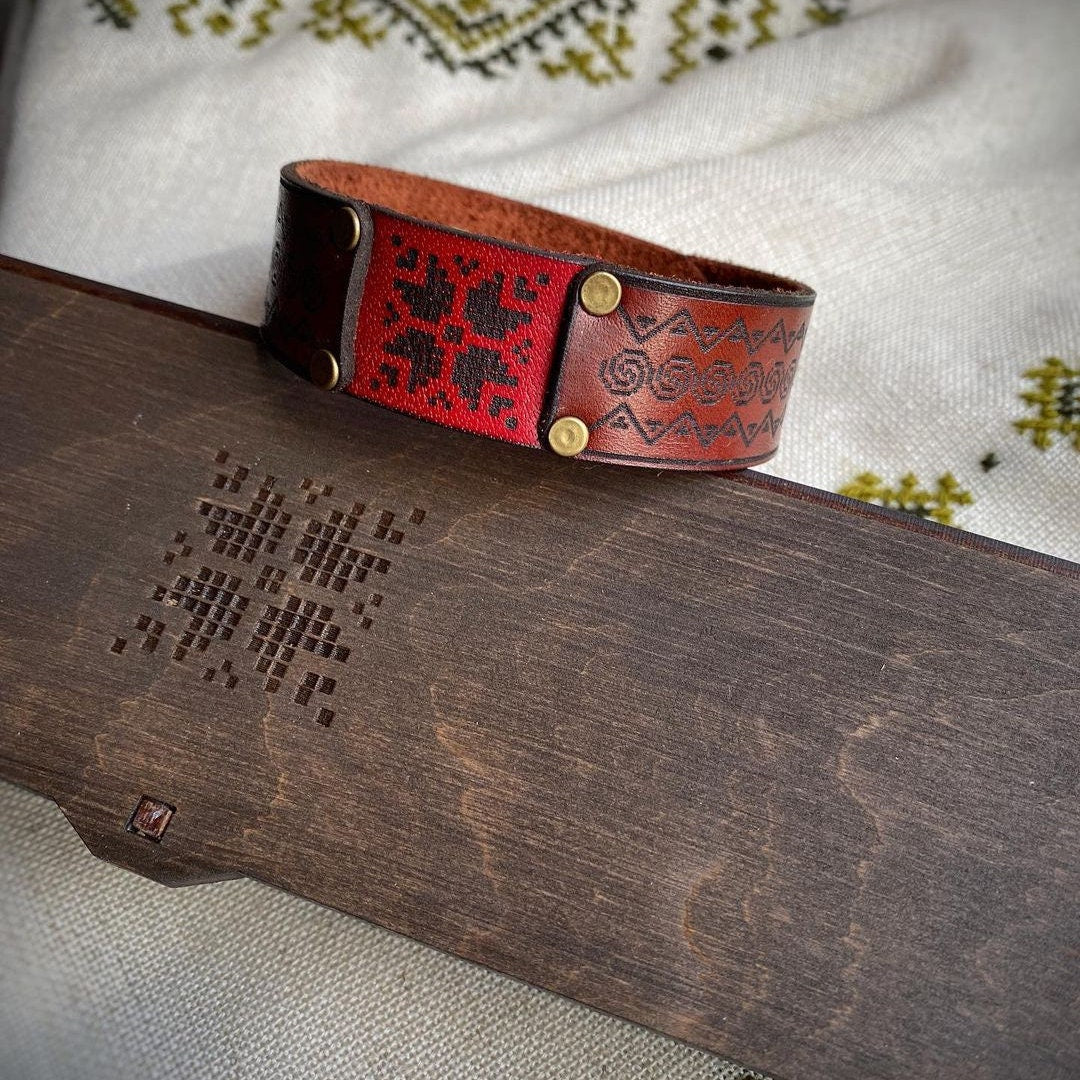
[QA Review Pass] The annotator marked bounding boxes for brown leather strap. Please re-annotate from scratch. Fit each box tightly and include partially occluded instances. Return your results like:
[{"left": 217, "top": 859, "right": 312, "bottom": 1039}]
[{"left": 263, "top": 160, "right": 815, "bottom": 470}]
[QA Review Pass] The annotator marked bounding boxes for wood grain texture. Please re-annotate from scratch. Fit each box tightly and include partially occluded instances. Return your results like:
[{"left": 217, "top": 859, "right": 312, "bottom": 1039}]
[{"left": 1, "top": 256, "right": 1077, "bottom": 1080}]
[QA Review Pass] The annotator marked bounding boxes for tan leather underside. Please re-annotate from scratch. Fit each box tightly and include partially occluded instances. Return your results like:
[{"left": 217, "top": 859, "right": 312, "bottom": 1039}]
[{"left": 295, "top": 160, "right": 806, "bottom": 294}]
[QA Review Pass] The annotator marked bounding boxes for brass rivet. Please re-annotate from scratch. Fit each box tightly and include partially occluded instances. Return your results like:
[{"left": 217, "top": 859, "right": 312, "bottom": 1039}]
[
  {"left": 579, "top": 270, "right": 622, "bottom": 316},
  {"left": 548, "top": 416, "right": 590, "bottom": 457},
  {"left": 309, "top": 349, "right": 340, "bottom": 391},
  {"left": 330, "top": 205, "right": 361, "bottom": 252}
]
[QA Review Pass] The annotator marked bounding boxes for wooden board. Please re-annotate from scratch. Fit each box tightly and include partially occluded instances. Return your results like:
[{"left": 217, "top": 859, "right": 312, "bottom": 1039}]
[{"left": 1, "top": 256, "right": 1077, "bottom": 1080}]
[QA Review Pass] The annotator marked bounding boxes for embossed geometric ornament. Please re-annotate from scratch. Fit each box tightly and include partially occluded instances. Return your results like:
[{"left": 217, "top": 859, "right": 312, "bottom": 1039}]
[
  {"left": 555, "top": 276, "right": 812, "bottom": 468},
  {"left": 598, "top": 349, "right": 740, "bottom": 408},
  {"left": 650, "top": 355, "right": 697, "bottom": 402},
  {"left": 598, "top": 347, "right": 651, "bottom": 396},
  {"left": 696, "top": 358, "right": 735, "bottom": 406}
]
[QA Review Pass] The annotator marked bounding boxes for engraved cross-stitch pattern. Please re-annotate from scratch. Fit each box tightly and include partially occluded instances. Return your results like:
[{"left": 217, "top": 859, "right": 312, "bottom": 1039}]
[{"left": 108, "top": 448, "right": 426, "bottom": 728}]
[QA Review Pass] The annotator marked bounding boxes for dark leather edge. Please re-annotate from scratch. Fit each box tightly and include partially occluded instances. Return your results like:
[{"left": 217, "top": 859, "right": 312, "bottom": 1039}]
[{"left": 337, "top": 202, "right": 375, "bottom": 395}]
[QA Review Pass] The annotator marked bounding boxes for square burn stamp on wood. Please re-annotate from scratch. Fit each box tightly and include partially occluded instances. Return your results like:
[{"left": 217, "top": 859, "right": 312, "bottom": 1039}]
[{"left": 126, "top": 795, "right": 176, "bottom": 842}]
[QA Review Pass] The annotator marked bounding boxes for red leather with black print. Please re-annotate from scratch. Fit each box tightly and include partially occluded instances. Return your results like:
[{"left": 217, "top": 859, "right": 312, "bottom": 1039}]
[
  {"left": 349, "top": 210, "right": 579, "bottom": 446},
  {"left": 262, "top": 161, "right": 815, "bottom": 471}
]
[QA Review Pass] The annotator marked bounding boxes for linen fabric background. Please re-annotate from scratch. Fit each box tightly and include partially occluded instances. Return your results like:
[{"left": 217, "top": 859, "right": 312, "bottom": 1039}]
[{"left": 1, "top": 0, "right": 1078, "bottom": 1077}]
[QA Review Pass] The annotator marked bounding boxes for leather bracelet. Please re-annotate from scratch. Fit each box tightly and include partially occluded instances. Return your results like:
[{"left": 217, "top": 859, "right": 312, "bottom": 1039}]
[{"left": 262, "top": 161, "right": 815, "bottom": 471}]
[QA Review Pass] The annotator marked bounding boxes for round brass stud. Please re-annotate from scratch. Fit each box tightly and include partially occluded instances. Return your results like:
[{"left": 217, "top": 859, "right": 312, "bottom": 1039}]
[
  {"left": 329, "top": 205, "right": 361, "bottom": 252},
  {"left": 548, "top": 416, "right": 590, "bottom": 457},
  {"left": 579, "top": 270, "right": 622, "bottom": 316},
  {"left": 309, "top": 349, "right": 340, "bottom": 391}
]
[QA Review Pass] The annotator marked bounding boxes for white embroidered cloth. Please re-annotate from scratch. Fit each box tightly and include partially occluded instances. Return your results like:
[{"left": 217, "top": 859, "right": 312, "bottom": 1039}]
[{"left": 1, "top": 0, "right": 1077, "bottom": 1076}]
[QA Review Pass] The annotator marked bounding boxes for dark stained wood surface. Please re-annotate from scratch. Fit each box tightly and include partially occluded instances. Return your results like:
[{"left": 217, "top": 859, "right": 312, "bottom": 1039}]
[{"left": 1, "top": 256, "right": 1077, "bottom": 1080}]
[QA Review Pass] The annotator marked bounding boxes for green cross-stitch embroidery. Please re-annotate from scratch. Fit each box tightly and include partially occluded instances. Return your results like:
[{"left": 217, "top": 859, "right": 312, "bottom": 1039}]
[
  {"left": 540, "top": 17, "right": 635, "bottom": 85},
  {"left": 303, "top": 0, "right": 391, "bottom": 44},
  {"left": 85, "top": 0, "right": 852, "bottom": 86},
  {"left": 805, "top": 0, "right": 848, "bottom": 26},
  {"left": 1013, "top": 357, "right": 1080, "bottom": 452},
  {"left": 87, "top": 0, "right": 138, "bottom": 28},
  {"left": 747, "top": 0, "right": 779, "bottom": 49},
  {"left": 660, "top": 0, "right": 700, "bottom": 84},
  {"left": 837, "top": 471, "right": 974, "bottom": 527}
]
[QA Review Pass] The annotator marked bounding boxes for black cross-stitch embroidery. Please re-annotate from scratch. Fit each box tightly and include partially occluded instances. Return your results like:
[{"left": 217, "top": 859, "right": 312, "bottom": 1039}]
[{"left": 95, "top": 1, "right": 852, "bottom": 92}]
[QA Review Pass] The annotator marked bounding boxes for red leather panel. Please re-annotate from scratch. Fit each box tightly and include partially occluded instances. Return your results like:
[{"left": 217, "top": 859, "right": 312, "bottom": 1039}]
[
  {"left": 551, "top": 278, "right": 810, "bottom": 469},
  {"left": 347, "top": 210, "right": 581, "bottom": 447}
]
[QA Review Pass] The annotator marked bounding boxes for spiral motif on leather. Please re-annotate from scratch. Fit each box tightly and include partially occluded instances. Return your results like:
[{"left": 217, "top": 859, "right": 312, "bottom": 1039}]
[
  {"left": 598, "top": 349, "right": 652, "bottom": 396},
  {"left": 761, "top": 361, "right": 785, "bottom": 404},
  {"left": 733, "top": 361, "right": 763, "bottom": 406},
  {"left": 695, "top": 358, "right": 734, "bottom": 406},
  {"left": 780, "top": 357, "right": 798, "bottom": 399},
  {"left": 650, "top": 355, "right": 698, "bottom": 402}
]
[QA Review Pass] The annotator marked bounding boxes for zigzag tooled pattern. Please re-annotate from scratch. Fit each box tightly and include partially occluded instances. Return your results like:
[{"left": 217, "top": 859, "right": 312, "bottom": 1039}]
[
  {"left": 594, "top": 402, "right": 784, "bottom": 450},
  {"left": 617, "top": 307, "right": 806, "bottom": 358}
]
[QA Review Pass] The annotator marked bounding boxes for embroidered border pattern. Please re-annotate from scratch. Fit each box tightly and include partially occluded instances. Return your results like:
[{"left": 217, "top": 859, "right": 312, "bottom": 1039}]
[
  {"left": 1014, "top": 357, "right": 1080, "bottom": 452},
  {"left": 837, "top": 471, "right": 974, "bottom": 527},
  {"left": 89, "top": 0, "right": 852, "bottom": 85}
]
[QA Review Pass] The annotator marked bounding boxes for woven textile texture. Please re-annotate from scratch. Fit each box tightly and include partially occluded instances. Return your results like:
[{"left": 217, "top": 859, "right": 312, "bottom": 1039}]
[{"left": 1, "top": 0, "right": 1078, "bottom": 1076}]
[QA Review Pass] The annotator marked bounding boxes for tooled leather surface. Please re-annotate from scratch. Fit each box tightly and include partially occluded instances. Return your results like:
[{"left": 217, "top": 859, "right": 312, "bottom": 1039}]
[
  {"left": 551, "top": 278, "right": 812, "bottom": 469},
  {"left": 262, "top": 165, "right": 815, "bottom": 470}
]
